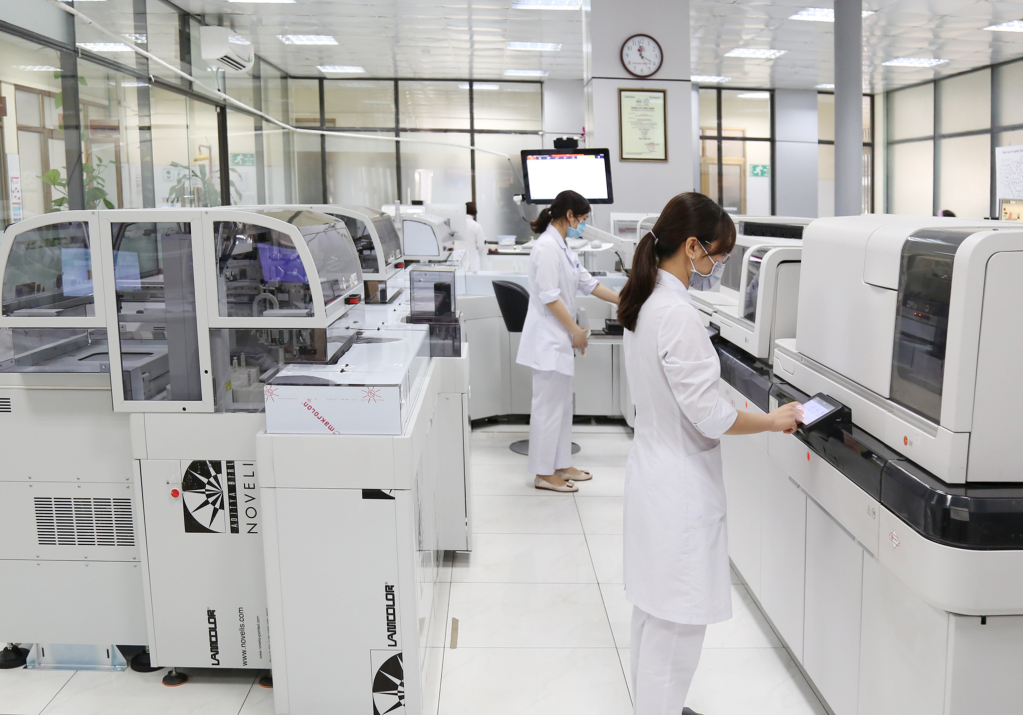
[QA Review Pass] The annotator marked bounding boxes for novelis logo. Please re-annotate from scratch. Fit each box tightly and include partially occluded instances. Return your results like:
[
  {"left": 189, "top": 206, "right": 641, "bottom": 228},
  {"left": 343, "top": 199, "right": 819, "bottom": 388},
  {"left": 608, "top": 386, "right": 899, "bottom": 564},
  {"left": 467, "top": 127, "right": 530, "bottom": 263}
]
[
  {"left": 384, "top": 584, "right": 398, "bottom": 647},
  {"left": 207, "top": 609, "right": 221, "bottom": 666}
]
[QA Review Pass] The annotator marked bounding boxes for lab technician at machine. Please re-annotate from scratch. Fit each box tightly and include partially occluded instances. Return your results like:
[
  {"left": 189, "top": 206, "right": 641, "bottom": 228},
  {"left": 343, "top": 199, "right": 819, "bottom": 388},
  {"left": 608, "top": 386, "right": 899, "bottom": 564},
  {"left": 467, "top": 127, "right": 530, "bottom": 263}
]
[
  {"left": 464, "top": 201, "right": 488, "bottom": 271},
  {"left": 517, "top": 190, "right": 621, "bottom": 492},
  {"left": 617, "top": 192, "right": 801, "bottom": 715}
]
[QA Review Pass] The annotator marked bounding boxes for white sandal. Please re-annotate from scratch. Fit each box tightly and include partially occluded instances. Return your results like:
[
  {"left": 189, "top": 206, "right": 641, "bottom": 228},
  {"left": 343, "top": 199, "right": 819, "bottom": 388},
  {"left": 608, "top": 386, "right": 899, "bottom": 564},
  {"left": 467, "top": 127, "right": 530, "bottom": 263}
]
[
  {"left": 535, "top": 475, "right": 578, "bottom": 493},
  {"left": 557, "top": 468, "right": 592, "bottom": 482}
]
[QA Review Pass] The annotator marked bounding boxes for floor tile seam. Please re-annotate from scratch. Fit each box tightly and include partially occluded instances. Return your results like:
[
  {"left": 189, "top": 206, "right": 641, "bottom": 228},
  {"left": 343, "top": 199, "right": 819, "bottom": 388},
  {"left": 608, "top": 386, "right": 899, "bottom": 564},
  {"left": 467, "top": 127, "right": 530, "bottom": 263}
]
[
  {"left": 448, "top": 580, "right": 601, "bottom": 585},
  {"left": 36, "top": 668, "right": 80, "bottom": 715},
  {"left": 233, "top": 672, "right": 264, "bottom": 715},
  {"left": 572, "top": 494, "right": 633, "bottom": 704}
]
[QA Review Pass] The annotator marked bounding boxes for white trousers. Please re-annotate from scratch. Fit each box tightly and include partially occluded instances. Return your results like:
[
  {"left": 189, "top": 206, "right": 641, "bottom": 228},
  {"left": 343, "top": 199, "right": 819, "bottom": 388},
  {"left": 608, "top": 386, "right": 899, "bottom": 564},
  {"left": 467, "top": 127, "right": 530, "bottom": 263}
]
[
  {"left": 631, "top": 606, "right": 707, "bottom": 715},
  {"left": 528, "top": 369, "right": 574, "bottom": 476}
]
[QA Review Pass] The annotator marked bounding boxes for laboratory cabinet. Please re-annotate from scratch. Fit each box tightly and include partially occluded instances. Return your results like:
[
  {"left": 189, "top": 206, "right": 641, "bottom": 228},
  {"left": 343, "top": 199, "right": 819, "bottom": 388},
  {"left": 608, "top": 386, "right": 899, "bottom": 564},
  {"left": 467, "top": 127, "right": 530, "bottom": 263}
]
[
  {"left": 757, "top": 457, "right": 806, "bottom": 662},
  {"left": 719, "top": 396, "right": 765, "bottom": 598}
]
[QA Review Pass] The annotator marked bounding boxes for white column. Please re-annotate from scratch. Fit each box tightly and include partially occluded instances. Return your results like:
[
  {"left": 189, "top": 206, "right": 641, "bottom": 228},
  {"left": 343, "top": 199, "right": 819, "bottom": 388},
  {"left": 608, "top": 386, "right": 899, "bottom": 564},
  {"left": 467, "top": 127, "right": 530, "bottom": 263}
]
[
  {"left": 774, "top": 89, "right": 819, "bottom": 218},
  {"left": 834, "top": 0, "right": 864, "bottom": 216},
  {"left": 582, "top": 0, "right": 692, "bottom": 229}
]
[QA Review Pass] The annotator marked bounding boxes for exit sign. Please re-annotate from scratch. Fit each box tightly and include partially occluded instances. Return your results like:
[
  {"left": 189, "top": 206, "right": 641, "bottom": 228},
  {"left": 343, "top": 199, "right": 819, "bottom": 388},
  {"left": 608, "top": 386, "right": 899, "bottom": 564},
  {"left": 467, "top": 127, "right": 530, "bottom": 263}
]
[{"left": 750, "top": 164, "right": 770, "bottom": 177}]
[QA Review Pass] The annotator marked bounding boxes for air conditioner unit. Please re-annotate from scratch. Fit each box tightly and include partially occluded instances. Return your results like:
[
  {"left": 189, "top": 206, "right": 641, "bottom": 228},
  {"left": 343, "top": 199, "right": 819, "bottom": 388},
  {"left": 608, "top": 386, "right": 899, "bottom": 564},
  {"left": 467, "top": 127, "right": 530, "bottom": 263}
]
[{"left": 200, "top": 26, "right": 253, "bottom": 72}]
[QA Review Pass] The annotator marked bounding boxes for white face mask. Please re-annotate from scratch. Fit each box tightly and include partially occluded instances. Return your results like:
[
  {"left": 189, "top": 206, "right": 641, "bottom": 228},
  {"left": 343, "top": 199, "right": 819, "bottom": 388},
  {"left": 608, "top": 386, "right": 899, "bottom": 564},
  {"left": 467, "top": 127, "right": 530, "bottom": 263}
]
[{"left": 689, "top": 241, "right": 726, "bottom": 291}]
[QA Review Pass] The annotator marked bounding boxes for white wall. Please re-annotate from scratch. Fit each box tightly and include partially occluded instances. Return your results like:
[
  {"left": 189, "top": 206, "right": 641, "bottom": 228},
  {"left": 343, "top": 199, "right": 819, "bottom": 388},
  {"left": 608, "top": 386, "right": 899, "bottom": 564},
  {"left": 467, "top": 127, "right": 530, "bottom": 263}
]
[
  {"left": 543, "top": 80, "right": 585, "bottom": 149},
  {"left": 583, "top": 0, "right": 693, "bottom": 230}
]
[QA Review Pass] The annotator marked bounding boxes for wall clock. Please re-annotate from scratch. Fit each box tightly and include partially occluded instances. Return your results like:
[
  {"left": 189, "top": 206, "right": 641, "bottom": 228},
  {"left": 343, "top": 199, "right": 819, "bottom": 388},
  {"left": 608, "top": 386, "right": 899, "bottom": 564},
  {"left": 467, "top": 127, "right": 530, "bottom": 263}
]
[{"left": 621, "top": 34, "right": 663, "bottom": 78}]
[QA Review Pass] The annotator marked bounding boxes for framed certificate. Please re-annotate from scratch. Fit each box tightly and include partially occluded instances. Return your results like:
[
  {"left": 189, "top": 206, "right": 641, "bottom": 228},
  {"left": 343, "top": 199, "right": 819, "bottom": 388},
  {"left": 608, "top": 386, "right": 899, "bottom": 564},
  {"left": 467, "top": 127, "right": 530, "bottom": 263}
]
[{"left": 618, "top": 88, "right": 667, "bottom": 162}]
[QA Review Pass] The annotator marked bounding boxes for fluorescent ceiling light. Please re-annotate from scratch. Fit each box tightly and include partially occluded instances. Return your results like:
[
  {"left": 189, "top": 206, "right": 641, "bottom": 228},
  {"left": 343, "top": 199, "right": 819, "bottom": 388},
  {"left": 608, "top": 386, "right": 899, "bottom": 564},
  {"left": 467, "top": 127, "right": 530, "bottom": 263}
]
[
  {"left": 691, "top": 75, "right": 731, "bottom": 83},
  {"left": 725, "top": 48, "right": 787, "bottom": 59},
  {"left": 985, "top": 20, "right": 1023, "bottom": 32},
  {"left": 124, "top": 33, "right": 146, "bottom": 43},
  {"left": 278, "top": 35, "right": 337, "bottom": 45},
  {"left": 17, "top": 65, "right": 60, "bottom": 71},
  {"left": 883, "top": 57, "right": 948, "bottom": 67},
  {"left": 459, "top": 83, "right": 500, "bottom": 90},
  {"left": 229, "top": 35, "right": 251, "bottom": 45},
  {"left": 77, "top": 42, "right": 133, "bottom": 52},
  {"left": 318, "top": 65, "right": 366, "bottom": 73},
  {"left": 737, "top": 92, "right": 770, "bottom": 99},
  {"left": 816, "top": 83, "right": 835, "bottom": 89},
  {"left": 789, "top": 8, "right": 875, "bottom": 21},
  {"left": 511, "top": 0, "right": 581, "bottom": 9},
  {"left": 121, "top": 81, "right": 149, "bottom": 87},
  {"left": 504, "top": 69, "right": 548, "bottom": 77},
  {"left": 507, "top": 42, "right": 562, "bottom": 51}
]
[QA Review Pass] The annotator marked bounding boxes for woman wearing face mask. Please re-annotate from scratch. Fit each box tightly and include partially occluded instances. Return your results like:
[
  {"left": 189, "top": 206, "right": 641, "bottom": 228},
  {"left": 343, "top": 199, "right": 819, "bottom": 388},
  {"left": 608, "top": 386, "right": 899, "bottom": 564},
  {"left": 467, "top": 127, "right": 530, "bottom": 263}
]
[
  {"left": 617, "top": 192, "right": 802, "bottom": 715},
  {"left": 517, "top": 190, "right": 621, "bottom": 492}
]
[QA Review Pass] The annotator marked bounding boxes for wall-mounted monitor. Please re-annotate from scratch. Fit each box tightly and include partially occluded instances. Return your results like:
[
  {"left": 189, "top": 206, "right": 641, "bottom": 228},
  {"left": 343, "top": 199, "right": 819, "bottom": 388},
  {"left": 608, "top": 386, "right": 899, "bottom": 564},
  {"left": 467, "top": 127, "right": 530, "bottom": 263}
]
[
  {"left": 521, "top": 149, "right": 614, "bottom": 205},
  {"left": 999, "top": 198, "right": 1023, "bottom": 222}
]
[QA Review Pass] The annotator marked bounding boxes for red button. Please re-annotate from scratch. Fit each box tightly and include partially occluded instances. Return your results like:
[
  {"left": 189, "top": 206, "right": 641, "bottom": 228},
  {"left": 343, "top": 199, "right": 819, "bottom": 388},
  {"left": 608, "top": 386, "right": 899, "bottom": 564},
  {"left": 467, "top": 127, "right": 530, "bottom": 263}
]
[
  {"left": 807, "top": 452, "right": 811, "bottom": 462},
  {"left": 171, "top": 489, "right": 180, "bottom": 498}
]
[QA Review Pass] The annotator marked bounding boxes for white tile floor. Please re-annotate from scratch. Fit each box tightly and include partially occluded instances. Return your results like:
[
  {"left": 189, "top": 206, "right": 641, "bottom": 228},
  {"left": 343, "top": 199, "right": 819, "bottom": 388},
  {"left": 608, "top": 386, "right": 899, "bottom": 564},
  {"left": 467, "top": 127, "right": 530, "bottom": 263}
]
[{"left": 0, "top": 424, "right": 827, "bottom": 715}]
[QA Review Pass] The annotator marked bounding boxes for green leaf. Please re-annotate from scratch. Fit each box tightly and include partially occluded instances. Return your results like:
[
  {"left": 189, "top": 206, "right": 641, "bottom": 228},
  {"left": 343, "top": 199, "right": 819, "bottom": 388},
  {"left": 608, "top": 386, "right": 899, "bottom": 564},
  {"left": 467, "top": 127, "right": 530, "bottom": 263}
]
[
  {"left": 102, "top": 198, "right": 114, "bottom": 209},
  {"left": 54, "top": 94, "right": 63, "bottom": 110},
  {"left": 78, "top": 76, "right": 87, "bottom": 86},
  {"left": 51, "top": 197, "right": 68, "bottom": 207},
  {"left": 52, "top": 70, "right": 61, "bottom": 80},
  {"left": 83, "top": 162, "right": 94, "bottom": 175},
  {"left": 42, "top": 169, "right": 62, "bottom": 185}
]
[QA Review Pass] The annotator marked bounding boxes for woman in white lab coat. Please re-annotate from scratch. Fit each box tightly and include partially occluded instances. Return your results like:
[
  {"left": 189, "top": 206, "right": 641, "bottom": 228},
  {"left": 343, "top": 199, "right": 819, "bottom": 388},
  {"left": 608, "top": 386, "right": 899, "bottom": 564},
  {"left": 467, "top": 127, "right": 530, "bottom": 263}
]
[
  {"left": 464, "top": 201, "right": 488, "bottom": 272},
  {"left": 617, "top": 192, "right": 802, "bottom": 714},
  {"left": 516, "top": 190, "right": 621, "bottom": 492}
]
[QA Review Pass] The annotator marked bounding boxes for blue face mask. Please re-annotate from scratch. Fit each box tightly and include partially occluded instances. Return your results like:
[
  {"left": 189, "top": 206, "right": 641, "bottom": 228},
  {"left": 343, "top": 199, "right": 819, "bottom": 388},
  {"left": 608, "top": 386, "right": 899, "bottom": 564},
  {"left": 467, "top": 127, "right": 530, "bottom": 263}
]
[
  {"left": 689, "top": 241, "right": 726, "bottom": 291},
  {"left": 567, "top": 220, "right": 587, "bottom": 239}
]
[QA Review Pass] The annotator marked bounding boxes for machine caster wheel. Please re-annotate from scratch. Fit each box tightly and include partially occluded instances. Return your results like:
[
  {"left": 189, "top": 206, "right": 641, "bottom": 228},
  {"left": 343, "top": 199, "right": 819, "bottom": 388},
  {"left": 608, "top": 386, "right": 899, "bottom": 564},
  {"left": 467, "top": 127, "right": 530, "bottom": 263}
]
[
  {"left": 162, "top": 668, "right": 189, "bottom": 686},
  {"left": 259, "top": 674, "right": 273, "bottom": 689},
  {"left": 0, "top": 645, "right": 28, "bottom": 669},
  {"left": 130, "top": 651, "right": 163, "bottom": 673}
]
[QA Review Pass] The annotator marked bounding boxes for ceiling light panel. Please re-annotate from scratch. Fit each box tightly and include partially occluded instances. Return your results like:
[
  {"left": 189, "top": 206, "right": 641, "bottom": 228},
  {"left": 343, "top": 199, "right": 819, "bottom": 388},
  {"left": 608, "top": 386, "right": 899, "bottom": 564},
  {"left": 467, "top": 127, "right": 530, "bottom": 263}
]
[
  {"left": 883, "top": 57, "right": 948, "bottom": 67},
  {"left": 691, "top": 75, "right": 731, "bottom": 83},
  {"left": 459, "top": 83, "right": 500, "bottom": 90},
  {"left": 725, "top": 48, "right": 787, "bottom": 59},
  {"left": 816, "top": 83, "right": 835, "bottom": 89},
  {"left": 504, "top": 69, "right": 548, "bottom": 77},
  {"left": 17, "top": 65, "right": 61, "bottom": 71},
  {"left": 511, "top": 0, "right": 581, "bottom": 9},
  {"left": 278, "top": 35, "right": 337, "bottom": 45},
  {"left": 984, "top": 20, "right": 1023, "bottom": 32},
  {"left": 318, "top": 65, "right": 366, "bottom": 73},
  {"left": 737, "top": 92, "right": 770, "bottom": 99},
  {"left": 77, "top": 42, "right": 133, "bottom": 52},
  {"left": 507, "top": 42, "right": 562, "bottom": 51},
  {"left": 229, "top": 35, "right": 251, "bottom": 45},
  {"left": 789, "top": 8, "right": 875, "bottom": 22},
  {"left": 123, "top": 33, "right": 146, "bottom": 43}
]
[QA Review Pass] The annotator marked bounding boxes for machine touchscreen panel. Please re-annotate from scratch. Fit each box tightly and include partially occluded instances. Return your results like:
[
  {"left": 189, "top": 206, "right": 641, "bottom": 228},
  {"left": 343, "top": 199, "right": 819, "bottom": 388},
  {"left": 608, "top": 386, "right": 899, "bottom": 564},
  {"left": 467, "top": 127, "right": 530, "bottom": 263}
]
[{"left": 798, "top": 393, "right": 843, "bottom": 429}]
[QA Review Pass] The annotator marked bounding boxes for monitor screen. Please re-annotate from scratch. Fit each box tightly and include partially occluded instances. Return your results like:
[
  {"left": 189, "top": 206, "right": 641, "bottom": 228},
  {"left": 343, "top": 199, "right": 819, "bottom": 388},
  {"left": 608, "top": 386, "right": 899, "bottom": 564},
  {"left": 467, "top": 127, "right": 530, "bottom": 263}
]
[
  {"left": 521, "top": 149, "right": 614, "bottom": 205},
  {"left": 1000, "top": 199, "right": 1023, "bottom": 222}
]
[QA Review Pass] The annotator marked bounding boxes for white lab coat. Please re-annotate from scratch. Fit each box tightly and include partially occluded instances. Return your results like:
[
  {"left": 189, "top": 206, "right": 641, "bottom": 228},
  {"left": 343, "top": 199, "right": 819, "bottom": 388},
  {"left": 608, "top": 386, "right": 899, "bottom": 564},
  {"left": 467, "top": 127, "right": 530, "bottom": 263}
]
[
  {"left": 464, "top": 216, "right": 488, "bottom": 272},
  {"left": 623, "top": 269, "right": 739, "bottom": 625},
  {"left": 516, "top": 224, "right": 599, "bottom": 377}
]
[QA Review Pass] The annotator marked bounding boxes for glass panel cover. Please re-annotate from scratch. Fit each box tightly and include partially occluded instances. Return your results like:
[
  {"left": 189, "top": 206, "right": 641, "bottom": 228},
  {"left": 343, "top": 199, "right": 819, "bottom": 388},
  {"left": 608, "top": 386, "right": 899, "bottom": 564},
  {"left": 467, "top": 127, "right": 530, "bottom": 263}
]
[{"left": 2, "top": 222, "right": 94, "bottom": 318}]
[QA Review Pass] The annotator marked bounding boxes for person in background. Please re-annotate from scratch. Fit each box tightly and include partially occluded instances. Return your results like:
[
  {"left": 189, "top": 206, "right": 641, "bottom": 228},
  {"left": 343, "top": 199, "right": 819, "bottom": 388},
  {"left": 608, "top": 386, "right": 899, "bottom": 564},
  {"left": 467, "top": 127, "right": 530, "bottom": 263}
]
[
  {"left": 517, "top": 190, "right": 621, "bottom": 492},
  {"left": 616, "top": 192, "right": 802, "bottom": 715},
  {"left": 464, "top": 201, "right": 488, "bottom": 272},
  {"left": 941, "top": 209, "right": 956, "bottom": 217}
]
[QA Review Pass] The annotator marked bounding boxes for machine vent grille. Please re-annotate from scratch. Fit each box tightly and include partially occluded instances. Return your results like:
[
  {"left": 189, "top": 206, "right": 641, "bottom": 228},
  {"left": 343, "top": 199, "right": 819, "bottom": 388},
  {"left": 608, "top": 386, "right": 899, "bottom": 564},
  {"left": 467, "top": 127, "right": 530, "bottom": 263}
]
[
  {"left": 0, "top": 398, "right": 11, "bottom": 413},
  {"left": 34, "top": 497, "right": 135, "bottom": 547}
]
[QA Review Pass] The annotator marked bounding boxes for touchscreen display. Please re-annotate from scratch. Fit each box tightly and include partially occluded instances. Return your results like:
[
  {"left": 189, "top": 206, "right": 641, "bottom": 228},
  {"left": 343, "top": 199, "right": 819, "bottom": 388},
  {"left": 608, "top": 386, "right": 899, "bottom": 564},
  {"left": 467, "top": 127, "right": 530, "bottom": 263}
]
[{"left": 800, "top": 396, "right": 835, "bottom": 426}]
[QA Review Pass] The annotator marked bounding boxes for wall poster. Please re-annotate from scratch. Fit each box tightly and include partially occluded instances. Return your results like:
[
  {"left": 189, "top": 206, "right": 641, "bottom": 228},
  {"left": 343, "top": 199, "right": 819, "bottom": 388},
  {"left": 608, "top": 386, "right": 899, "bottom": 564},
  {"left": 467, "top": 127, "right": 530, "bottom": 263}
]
[{"left": 618, "top": 88, "right": 667, "bottom": 162}]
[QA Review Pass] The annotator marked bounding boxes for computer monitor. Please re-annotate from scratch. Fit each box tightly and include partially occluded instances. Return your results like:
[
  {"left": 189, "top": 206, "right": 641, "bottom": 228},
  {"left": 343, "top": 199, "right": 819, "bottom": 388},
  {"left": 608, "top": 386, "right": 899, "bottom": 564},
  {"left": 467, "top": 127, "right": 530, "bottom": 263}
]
[
  {"left": 999, "top": 198, "right": 1023, "bottom": 222},
  {"left": 521, "top": 149, "right": 614, "bottom": 205}
]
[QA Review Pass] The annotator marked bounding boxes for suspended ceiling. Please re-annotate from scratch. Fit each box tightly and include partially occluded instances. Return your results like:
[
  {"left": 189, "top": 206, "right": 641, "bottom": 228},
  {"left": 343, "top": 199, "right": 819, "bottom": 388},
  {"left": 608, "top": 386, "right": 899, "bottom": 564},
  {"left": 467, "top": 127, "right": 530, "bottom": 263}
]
[{"left": 73, "top": 0, "right": 1023, "bottom": 91}]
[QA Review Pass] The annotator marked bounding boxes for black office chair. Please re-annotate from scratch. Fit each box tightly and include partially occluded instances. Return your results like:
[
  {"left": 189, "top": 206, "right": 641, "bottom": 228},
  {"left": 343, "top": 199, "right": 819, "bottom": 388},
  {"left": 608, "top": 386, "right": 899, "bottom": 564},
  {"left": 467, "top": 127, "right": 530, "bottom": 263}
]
[{"left": 491, "top": 280, "right": 580, "bottom": 457}]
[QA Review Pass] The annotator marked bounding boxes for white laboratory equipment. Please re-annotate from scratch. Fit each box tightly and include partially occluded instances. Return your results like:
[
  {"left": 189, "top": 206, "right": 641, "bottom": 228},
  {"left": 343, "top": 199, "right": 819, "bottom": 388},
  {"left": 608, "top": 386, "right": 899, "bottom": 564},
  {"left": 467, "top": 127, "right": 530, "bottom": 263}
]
[
  {"left": 717, "top": 214, "right": 1023, "bottom": 715},
  {"left": 401, "top": 213, "right": 455, "bottom": 262}
]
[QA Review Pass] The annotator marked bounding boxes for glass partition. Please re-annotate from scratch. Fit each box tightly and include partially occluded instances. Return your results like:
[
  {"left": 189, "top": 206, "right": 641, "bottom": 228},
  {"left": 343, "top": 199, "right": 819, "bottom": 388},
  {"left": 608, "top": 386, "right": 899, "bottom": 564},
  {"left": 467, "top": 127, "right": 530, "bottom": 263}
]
[
  {"left": 995, "top": 60, "right": 1023, "bottom": 127},
  {"left": 888, "top": 141, "right": 933, "bottom": 216},
  {"left": 0, "top": 328, "right": 109, "bottom": 373},
  {"left": 324, "top": 80, "right": 396, "bottom": 129},
  {"left": 937, "top": 134, "right": 990, "bottom": 219},
  {"left": 398, "top": 81, "right": 469, "bottom": 130},
  {"left": 888, "top": 84, "right": 934, "bottom": 141},
  {"left": 939, "top": 69, "right": 990, "bottom": 135},
  {"left": 111, "top": 221, "right": 202, "bottom": 402},
  {"left": 264, "top": 212, "right": 361, "bottom": 307},
  {"left": 2, "top": 222, "right": 94, "bottom": 317},
  {"left": 472, "top": 82, "right": 541, "bottom": 131}
]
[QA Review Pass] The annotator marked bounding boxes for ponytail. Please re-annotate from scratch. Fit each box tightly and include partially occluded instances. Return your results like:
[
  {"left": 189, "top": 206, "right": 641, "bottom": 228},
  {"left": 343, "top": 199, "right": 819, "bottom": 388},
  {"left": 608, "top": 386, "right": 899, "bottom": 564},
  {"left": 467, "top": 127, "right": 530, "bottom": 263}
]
[
  {"left": 530, "top": 208, "right": 553, "bottom": 234},
  {"left": 617, "top": 192, "right": 736, "bottom": 332},
  {"left": 530, "top": 189, "right": 591, "bottom": 235},
  {"left": 617, "top": 232, "right": 659, "bottom": 331}
]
